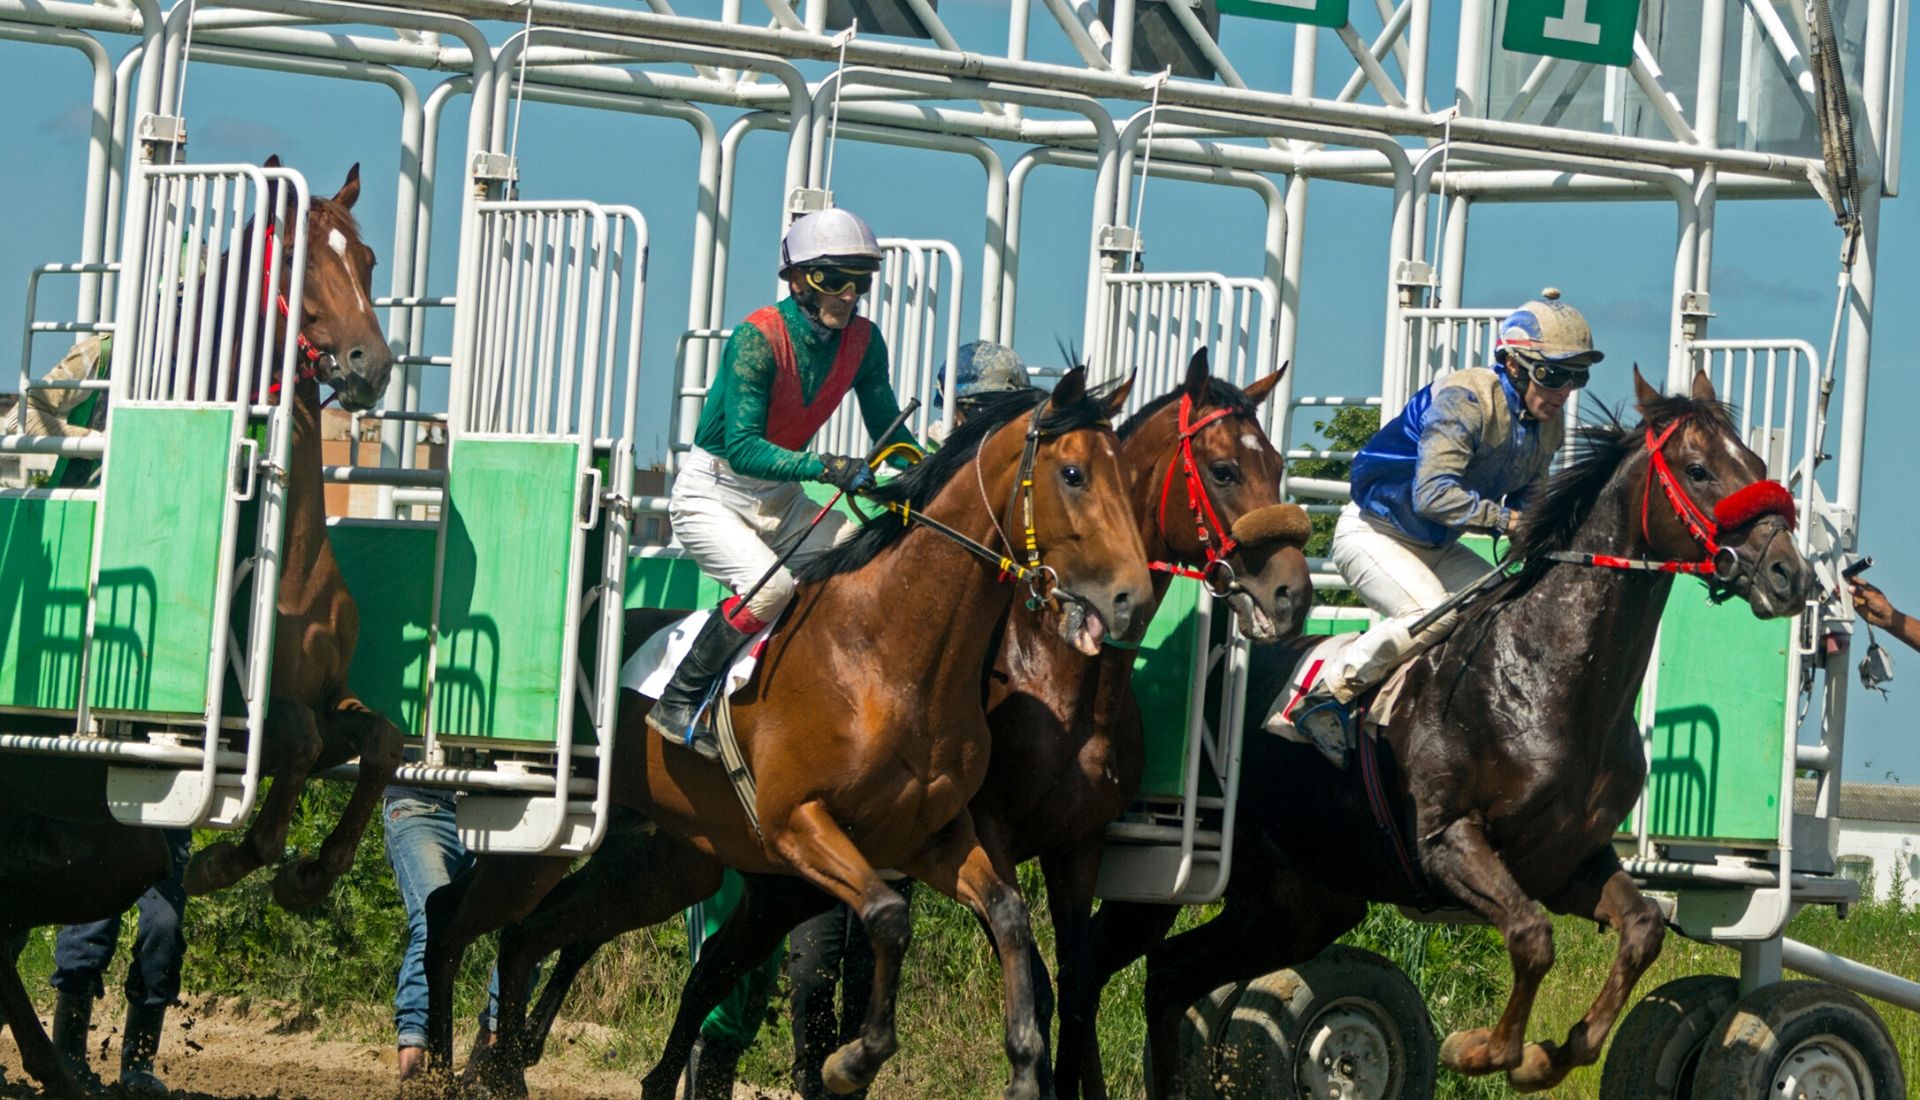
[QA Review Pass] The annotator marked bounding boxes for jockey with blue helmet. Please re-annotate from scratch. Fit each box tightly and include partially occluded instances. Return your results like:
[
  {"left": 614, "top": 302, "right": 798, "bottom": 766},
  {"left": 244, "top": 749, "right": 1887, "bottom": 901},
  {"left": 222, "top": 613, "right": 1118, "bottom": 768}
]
[
  {"left": 1293, "top": 289, "right": 1602, "bottom": 763},
  {"left": 650, "top": 208, "right": 918, "bottom": 758},
  {"left": 927, "top": 340, "right": 1033, "bottom": 443}
]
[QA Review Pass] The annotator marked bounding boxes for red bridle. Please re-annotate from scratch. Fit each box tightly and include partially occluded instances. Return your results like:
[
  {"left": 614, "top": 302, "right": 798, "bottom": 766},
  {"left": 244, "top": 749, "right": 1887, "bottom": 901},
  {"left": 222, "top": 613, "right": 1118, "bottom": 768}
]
[
  {"left": 259, "top": 220, "right": 335, "bottom": 403},
  {"left": 1151, "top": 393, "right": 1248, "bottom": 596},
  {"left": 1551, "top": 414, "right": 1796, "bottom": 576}
]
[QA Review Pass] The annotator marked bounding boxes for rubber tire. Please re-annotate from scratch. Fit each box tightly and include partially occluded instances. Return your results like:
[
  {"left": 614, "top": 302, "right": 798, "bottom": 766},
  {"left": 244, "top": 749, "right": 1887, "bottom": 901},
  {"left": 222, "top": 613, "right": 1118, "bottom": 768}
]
[
  {"left": 1692, "top": 980, "right": 1904, "bottom": 1100},
  {"left": 1598, "top": 975, "right": 1738, "bottom": 1100},
  {"left": 1181, "top": 945, "right": 1438, "bottom": 1100}
]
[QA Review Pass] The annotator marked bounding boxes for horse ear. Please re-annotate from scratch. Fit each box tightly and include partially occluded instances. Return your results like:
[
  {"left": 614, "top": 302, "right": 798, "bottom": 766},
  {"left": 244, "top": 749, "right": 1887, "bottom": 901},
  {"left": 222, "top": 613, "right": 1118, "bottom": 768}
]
[
  {"left": 1241, "top": 360, "right": 1288, "bottom": 405},
  {"left": 1098, "top": 372, "right": 1136, "bottom": 419},
  {"left": 264, "top": 154, "right": 282, "bottom": 169},
  {"left": 335, "top": 163, "right": 361, "bottom": 210},
  {"left": 1690, "top": 368, "right": 1717, "bottom": 403},
  {"left": 1632, "top": 365, "right": 1662, "bottom": 414},
  {"left": 1050, "top": 366, "right": 1088, "bottom": 410},
  {"left": 1183, "top": 347, "right": 1211, "bottom": 403}
]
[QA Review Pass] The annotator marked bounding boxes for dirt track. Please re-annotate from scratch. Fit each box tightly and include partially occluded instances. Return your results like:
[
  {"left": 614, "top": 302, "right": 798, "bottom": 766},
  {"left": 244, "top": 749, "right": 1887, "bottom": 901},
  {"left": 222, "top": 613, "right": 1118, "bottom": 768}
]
[{"left": 0, "top": 996, "right": 797, "bottom": 1100}]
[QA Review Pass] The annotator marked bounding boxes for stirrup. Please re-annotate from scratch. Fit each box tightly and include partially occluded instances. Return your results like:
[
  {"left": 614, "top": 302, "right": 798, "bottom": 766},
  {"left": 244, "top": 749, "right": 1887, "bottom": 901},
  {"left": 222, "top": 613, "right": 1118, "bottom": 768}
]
[
  {"left": 1293, "top": 695, "right": 1352, "bottom": 769},
  {"left": 646, "top": 694, "right": 722, "bottom": 761}
]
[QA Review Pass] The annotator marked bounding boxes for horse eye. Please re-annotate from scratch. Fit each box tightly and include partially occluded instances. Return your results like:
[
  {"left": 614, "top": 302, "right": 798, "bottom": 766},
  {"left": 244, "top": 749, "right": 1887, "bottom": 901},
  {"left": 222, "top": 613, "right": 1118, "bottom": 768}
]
[
  {"left": 1060, "top": 465, "right": 1085, "bottom": 489},
  {"left": 1687, "top": 462, "right": 1710, "bottom": 482},
  {"left": 1209, "top": 462, "right": 1239, "bottom": 484}
]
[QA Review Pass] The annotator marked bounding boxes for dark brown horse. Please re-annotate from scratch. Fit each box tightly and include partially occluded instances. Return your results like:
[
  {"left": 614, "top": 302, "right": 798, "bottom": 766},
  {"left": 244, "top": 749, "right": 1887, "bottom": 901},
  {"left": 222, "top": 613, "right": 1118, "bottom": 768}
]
[
  {"left": 422, "top": 373, "right": 1154, "bottom": 1100},
  {"left": 439, "top": 351, "right": 1315, "bottom": 1098},
  {"left": 0, "top": 161, "right": 396, "bottom": 1097},
  {"left": 1065, "top": 369, "right": 1816, "bottom": 1098}
]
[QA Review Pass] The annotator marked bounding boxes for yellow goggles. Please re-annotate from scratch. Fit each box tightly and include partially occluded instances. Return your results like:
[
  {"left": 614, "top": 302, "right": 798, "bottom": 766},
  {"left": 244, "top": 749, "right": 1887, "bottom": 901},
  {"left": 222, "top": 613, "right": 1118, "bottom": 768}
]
[{"left": 802, "top": 266, "right": 874, "bottom": 296}]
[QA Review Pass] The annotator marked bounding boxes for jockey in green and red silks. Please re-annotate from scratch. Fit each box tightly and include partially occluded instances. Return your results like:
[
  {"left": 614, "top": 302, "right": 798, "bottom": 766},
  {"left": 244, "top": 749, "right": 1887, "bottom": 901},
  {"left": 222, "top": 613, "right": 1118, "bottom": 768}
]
[
  {"left": 649, "top": 207, "right": 918, "bottom": 758},
  {"left": 1292, "top": 288, "right": 1605, "bottom": 765}
]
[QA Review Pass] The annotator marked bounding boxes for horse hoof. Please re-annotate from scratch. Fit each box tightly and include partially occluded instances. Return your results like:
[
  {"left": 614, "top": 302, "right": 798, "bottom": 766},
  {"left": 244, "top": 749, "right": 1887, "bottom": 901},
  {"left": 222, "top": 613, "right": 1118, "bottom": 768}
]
[
  {"left": 181, "top": 839, "right": 253, "bottom": 895},
  {"left": 270, "top": 856, "right": 333, "bottom": 911},
  {"left": 1439, "top": 1027, "right": 1497, "bottom": 1075},
  {"left": 1505, "top": 1041, "right": 1561, "bottom": 1093},
  {"left": 822, "top": 1042, "right": 877, "bottom": 1095}
]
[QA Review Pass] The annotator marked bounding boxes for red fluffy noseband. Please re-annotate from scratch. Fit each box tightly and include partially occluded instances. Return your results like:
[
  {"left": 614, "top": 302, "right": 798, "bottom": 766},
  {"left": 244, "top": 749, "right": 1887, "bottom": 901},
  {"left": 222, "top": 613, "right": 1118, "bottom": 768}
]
[{"left": 1714, "top": 480, "right": 1796, "bottom": 531}]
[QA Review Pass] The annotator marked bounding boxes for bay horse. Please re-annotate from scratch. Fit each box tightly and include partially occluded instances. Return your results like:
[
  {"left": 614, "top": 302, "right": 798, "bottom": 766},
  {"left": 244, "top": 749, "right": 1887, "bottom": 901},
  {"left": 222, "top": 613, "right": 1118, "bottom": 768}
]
[
  {"left": 422, "top": 372, "right": 1154, "bottom": 1100},
  {"left": 1064, "top": 368, "right": 1815, "bottom": 1098},
  {"left": 0, "top": 160, "right": 397, "bottom": 1097},
  {"left": 437, "top": 350, "right": 1316, "bottom": 1099}
]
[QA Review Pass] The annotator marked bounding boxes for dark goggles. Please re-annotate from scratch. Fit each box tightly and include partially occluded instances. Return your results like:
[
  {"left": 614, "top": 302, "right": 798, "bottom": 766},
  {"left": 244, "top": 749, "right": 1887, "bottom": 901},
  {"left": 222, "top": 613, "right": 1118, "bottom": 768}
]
[
  {"left": 1513, "top": 353, "right": 1591, "bottom": 391},
  {"left": 802, "top": 266, "right": 875, "bottom": 297}
]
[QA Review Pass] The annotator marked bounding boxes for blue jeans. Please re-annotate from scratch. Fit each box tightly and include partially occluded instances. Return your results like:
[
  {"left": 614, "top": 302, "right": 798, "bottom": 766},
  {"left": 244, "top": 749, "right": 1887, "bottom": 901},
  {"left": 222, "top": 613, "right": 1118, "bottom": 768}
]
[
  {"left": 50, "top": 829, "right": 193, "bottom": 1008},
  {"left": 383, "top": 792, "right": 502, "bottom": 1050}
]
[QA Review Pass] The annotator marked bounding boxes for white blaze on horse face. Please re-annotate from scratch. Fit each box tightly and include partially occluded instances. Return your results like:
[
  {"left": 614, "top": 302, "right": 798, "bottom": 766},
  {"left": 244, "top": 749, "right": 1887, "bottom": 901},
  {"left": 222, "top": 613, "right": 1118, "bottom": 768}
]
[
  {"left": 328, "top": 228, "right": 348, "bottom": 257},
  {"left": 1241, "top": 432, "right": 1260, "bottom": 450}
]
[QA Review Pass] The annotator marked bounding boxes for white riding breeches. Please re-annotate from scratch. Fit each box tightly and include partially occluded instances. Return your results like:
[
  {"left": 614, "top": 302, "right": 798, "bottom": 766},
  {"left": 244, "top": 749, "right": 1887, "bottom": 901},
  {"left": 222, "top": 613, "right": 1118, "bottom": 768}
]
[
  {"left": 1324, "top": 503, "right": 1491, "bottom": 702},
  {"left": 668, "top": 448, "right": 856, "bottom": 626}
]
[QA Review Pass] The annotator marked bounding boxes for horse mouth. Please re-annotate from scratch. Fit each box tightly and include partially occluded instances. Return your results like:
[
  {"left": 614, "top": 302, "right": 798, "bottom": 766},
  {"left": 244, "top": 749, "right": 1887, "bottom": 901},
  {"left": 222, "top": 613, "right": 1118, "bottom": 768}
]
[
  {"left": 1061, "top": 603, "right": 1107, "bottom": 656},
  {"left": 1227, "top": 589, "right": 1281, "bottom": 642}
]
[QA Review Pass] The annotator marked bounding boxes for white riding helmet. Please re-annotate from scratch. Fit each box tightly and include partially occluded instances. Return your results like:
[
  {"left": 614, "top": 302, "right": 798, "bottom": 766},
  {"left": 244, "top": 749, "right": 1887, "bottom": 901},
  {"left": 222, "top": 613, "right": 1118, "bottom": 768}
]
[{"left": 780, "top": 208, "right": 884, "bottom": 274}]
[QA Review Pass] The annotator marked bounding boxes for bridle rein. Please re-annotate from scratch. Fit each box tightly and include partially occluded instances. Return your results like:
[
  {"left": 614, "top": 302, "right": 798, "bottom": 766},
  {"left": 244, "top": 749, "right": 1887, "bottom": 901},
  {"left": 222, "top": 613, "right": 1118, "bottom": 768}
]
[{"left": 1152, "top": 392, "right": 1252, "bottom": 597}]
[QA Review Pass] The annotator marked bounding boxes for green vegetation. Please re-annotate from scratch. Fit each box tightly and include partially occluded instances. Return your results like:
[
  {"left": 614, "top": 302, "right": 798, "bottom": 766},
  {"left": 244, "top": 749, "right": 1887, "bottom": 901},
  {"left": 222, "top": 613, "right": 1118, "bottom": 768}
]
[
  {"left": 11, "top": 782, "right": 1916, "bottom": 1097},
  {"left": 1289, "top": 405, "right": 1379, "bottom": 606}
]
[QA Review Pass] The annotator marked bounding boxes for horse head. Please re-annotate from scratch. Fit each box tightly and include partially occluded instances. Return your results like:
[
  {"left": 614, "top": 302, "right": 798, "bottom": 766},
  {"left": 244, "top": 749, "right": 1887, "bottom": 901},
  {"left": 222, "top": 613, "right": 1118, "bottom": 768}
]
[
  {"left": 1125, "top": 348, "right": 1312, "bottom": 642},
  {"left": 1632, "top": 367, "right": 1814, "bottom": 618},
  {"left": 992, "top": 367, "right": 1155, "bottom": 654},
  {"left": 262, "top": 156, "right": 391, "bottom": 412}
]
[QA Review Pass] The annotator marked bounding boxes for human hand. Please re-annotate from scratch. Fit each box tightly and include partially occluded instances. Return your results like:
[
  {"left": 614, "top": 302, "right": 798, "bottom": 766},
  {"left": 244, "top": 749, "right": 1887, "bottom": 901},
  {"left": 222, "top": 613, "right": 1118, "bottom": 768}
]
[
  {"left": 1851, "top": 579, "right": 1897, "bottom": 628},
  {"left": 817, "top": 453, "right": 875, "bottom": 493}
]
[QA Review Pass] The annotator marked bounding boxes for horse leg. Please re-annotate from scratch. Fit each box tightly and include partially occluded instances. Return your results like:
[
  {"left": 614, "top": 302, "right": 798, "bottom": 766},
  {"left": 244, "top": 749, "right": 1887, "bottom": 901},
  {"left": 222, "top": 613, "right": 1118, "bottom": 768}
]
[
  {"left": 1503, "top": 849, "right": 1666, "bottom": 1092},
  {"left": 905, "top": 810, "right": 1044, "bottom": 1100},
  {"left": 182, "top": 697, "right": 322, "bottom": 895},
  {"left": 770, "top": 800, "right": 913, "bottom": 1098},
  {"left": 1138, "top": 869, "right": 1364, "bottom": 1100},
  {"left": 472, "top": 830, "right": 723, "bottom": 1098},
  {"left": 423, "top": 855, "right": 573, "bottom": 1075},
  {"left": 638, "top": 874, "right": 833, "bottom": 1100},
  {"left": 1423, "top": 817, "right": 1558, "bottom": 1078},
  {"left": 273, "top": 701, "right": 402, "bottom": 911},
  {"left": 1062, "top": 899, "right": 1180, "bottom": 1100},
  {"left": 1038, "top": 845, "right": 1104, "bottom": 1100}
]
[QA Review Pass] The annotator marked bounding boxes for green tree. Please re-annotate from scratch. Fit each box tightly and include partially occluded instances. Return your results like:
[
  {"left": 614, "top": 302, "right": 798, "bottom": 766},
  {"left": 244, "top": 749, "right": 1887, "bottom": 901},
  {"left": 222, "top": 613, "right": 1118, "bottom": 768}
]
[{"left": 1289, "top": 406, "right": 1379, "bottom": 605}]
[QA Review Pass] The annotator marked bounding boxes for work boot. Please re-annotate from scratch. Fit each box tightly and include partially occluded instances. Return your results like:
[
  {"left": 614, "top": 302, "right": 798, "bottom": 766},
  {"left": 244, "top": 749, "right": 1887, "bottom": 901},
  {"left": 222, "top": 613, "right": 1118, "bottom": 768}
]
[
  {"left": 50, "top": 990, "right": 103, "bottom": 1091},
  {"left": 645, "top": 611, "right": 754, "bottom": 761},
  {"left": 683, "top": 1035, "right": 744, "bottom": 1100},
  {"left": 118, "top": 1001, "right": 167, "bottom": 1095},
  {"left": 1291, "top": 680, "right": 1353, "bottom": 769}
]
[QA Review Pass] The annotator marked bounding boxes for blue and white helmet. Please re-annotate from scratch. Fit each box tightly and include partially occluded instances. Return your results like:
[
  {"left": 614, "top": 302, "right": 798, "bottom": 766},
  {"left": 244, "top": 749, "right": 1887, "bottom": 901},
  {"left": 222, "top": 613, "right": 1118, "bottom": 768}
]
[
  {"left": 933, "top": 341, "right": 1032, "bottom": 416},
  {"left": 1495, "top": 288, "right": 1604, "bottom": 369}
]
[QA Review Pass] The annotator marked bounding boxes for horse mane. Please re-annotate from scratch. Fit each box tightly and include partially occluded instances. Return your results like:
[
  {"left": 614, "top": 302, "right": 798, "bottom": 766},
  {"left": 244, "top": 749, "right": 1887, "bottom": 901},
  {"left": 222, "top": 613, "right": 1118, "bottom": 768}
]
[
  {"left": 795, "top": 380, "right": 1123, "bottom": 582},
  {"left": 1118, "top": 377, "right": 1258, "bottom": 439}
]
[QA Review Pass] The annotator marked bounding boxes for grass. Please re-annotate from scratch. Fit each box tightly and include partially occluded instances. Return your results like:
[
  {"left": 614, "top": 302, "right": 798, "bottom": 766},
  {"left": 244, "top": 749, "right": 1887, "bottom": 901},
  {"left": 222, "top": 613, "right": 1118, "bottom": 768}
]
[{"left": 10, "top": 783, "right": 1918, "bottom": 1097}]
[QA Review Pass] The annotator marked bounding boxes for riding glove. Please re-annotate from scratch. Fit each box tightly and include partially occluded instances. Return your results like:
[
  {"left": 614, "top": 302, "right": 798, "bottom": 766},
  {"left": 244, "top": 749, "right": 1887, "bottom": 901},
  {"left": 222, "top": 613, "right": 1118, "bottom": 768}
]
[{"left": 817, "top": 453, "right": 875, "bottom": 493}]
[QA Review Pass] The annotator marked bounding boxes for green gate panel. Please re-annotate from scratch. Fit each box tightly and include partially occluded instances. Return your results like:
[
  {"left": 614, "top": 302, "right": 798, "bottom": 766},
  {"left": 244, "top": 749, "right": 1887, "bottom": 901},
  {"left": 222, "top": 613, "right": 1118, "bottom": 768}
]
[
  {"left": 88, "top": 406, "right": 238, "bottom": 715},
  {"left": 0, "top": 496, "right": 95, "bottom": 710},
  {"left": 625, "top": 554, "right": 726, "bottom": 611},
  {"left": 331, "top": 522, "right": 438, "bottom": 736},
  {"left": 1644, "top": 584, "right": 1791, "bottom": 844},
  {"left": 433, "top": 439, "right": 581, "bottom": 743},
  {"left": 1133, "top": 576, "right": 1206, "bottom": 800}
]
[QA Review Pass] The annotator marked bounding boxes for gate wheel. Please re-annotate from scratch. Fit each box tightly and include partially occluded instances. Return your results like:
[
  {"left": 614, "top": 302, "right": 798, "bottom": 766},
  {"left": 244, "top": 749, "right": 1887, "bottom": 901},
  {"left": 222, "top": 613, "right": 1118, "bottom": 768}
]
[
  {"left": 1599, "top": 974, "right": 1738, "bottom": 1100},
  {"left": 1691, "top": 980, "right": 1904, "bottom": 1100}
]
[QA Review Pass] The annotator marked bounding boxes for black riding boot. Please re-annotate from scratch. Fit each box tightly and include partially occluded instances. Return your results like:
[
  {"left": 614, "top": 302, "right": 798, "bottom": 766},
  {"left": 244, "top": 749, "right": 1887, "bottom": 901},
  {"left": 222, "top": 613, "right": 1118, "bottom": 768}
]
[
  {"left": 684, "top": 1034, "right": 744, "bottom": 1100},
  {"left": 645, "top": 610, "right": 754, "bottom": 761},
  {"left": 118, "top": 1001, "right": 167, "bottom": 1094},
  {"left": 51, "top": 990, "right": 102, "bottom": 1090}
]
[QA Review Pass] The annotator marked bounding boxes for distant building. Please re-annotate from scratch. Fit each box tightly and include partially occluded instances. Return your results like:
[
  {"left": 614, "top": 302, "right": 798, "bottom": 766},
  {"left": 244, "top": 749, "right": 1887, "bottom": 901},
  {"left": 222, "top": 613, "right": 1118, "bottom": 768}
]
[{"left": 1795, "top": 778, "right": 1920, "bottom": 905}]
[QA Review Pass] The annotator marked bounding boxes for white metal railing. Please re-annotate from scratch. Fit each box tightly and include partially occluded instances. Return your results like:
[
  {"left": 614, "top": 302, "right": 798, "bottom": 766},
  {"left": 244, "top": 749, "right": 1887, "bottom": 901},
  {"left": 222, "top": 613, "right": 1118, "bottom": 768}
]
[
  {"left": 1685, "top": 338, "right": 1823, "bottom": 554},
  {"left": 816, "top": 236, "right": 964, "bottom": 453},
  {"left": 1093, "top": 271, "right": 1277, "bottom": 425}
]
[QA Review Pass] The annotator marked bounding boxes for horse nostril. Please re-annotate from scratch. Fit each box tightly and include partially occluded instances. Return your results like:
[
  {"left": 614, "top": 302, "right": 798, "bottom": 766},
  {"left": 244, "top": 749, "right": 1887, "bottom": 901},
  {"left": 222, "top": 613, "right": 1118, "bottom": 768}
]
[{"left": 347, "top": 345, "right": 367, "bottom": 366}]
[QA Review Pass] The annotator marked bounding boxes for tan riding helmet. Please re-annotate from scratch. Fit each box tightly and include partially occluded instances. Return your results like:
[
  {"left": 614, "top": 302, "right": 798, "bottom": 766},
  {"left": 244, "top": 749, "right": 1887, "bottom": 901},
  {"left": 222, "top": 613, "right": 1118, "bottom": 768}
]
[{"left": 1494, "top": 288, "right": 1604, "bottom": 369}]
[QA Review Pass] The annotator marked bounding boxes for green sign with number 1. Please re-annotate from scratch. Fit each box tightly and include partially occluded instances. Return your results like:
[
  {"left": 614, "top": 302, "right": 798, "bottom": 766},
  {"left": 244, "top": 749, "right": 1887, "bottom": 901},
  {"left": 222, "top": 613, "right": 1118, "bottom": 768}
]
[
  {"left": 1217, "top": 0, "right": 1349, "bottom": 28},
  {"left": 1502, "top": 0, "right": 1640, "bottom": 67}
]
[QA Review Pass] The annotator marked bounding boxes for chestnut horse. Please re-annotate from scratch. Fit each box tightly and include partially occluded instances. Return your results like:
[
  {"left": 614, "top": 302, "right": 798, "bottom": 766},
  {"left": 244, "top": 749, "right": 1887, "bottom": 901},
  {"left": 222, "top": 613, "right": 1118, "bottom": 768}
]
[
  {"left": 437, "top": 350, "right": 1316, "bottom": 1098},
  {"left": 0, "top": 161, "right": 397, "bottom": 1097},
  {"left": 1067, "top": 370, "right": 1815, "bottom": 1098},
  {"left": 422, "top": 373, "right": 1153, "bottom": 1100}
]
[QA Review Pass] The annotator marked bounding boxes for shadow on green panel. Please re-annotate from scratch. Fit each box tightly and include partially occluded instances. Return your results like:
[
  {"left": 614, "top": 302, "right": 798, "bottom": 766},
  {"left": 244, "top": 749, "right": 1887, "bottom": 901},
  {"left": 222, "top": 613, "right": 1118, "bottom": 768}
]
[
  {"left": 87, "top": 567, "right": 158, "bottom": 711},
  {"left": 1648, "top": 703, "right": 1719, "bottom": 837},
  {"left": 436, "top": 616, "right": 501, "bottom": 738},
  {"left": 0, "top": 499, "right": 92, "bottom": 710}
]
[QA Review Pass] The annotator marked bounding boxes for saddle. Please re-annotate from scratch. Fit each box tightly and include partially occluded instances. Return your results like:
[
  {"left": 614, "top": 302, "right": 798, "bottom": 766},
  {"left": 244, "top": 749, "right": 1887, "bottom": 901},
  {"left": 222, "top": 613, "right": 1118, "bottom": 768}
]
[
  {"left": 1262, "top": 632, "right": 1416, "bottom": 752},
  {"left": 619, "top": 608, "right": 774, "bottom": 703}
]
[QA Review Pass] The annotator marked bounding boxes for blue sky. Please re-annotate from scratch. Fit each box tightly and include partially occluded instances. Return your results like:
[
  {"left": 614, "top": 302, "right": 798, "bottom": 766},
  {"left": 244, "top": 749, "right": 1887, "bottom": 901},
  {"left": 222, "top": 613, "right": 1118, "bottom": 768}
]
[{"left": 0, "top": 0, "right": 1915, "bottom": 785}]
